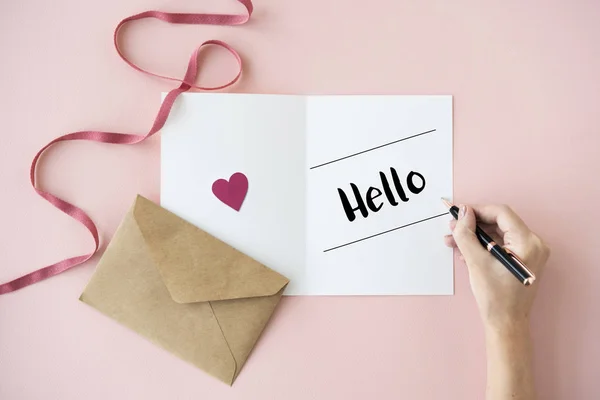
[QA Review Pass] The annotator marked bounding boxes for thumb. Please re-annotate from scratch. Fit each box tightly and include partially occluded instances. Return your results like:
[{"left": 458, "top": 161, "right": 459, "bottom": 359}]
[{"left": 452, "top": 205, "right": 488, "bottom": 267}]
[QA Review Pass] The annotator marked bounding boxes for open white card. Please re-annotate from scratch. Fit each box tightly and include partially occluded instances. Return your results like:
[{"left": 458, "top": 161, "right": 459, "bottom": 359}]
[{"left": 161, "top": 94, "right": 453, "bottom": 295}]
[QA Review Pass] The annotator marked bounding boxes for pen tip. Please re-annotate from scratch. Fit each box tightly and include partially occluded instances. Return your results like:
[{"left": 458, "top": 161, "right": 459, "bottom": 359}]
[{"left": 441, "top": 198, "right": 453, "bottom": 208}]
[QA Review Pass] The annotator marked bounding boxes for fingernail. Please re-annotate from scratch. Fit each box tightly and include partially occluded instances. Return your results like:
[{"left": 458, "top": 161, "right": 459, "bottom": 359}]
[{"left": 458, "top": 205, "right": 466, "bottom": 219}]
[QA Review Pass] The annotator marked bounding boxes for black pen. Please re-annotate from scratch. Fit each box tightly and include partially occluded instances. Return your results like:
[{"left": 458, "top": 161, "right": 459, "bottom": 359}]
[{"left": 442, "top": 198, "right": 536, "bottom": 286}]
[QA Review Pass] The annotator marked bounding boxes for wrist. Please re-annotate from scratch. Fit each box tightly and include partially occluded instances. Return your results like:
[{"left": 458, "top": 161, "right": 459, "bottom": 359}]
[
  {"left": 484, "top": 317, "right": 531, "bottom": 343},
  {"left": 483, "top": 317, "right": 536, "bottom": 400}
]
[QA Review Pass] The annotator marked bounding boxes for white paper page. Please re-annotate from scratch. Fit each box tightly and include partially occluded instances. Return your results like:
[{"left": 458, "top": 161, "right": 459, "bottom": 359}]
[
  {"left": 306, "top": 96, "right": 453, "bottom": 295},
  {"left": 160, "top": 93, "right": 308, "bottom": 294},
  {"left": 161, "top": 93, "right": 453, "bottom": 296}
]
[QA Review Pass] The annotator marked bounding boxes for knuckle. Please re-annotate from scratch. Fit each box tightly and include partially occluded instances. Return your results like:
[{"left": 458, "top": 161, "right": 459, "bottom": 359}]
[
  {"left": 530, "top": 234, "right": 551, "bottom": 258},
  {"left": 541, "top": 241, "right": 551, "bottom": 258}
]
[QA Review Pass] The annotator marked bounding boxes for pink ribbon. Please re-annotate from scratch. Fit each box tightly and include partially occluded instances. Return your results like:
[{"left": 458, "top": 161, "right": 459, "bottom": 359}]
[{"left": 0, "top": 0, "right": 253, "bottom": 295}]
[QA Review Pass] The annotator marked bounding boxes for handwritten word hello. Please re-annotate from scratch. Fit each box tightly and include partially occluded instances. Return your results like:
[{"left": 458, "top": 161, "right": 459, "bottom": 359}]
[{"left": 337, "top": 168, "right": 426, "bottom": 222}]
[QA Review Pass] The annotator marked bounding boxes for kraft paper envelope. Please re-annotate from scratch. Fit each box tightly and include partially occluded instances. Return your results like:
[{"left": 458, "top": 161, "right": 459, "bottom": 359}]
[{"left": 80, "top": 195, "right": 289, "bottom": 385}]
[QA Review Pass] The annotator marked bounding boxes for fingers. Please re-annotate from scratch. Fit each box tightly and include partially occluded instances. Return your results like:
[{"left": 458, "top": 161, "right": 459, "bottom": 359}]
[
  {"left": 479, "top": 223, "right": 504, "bottom": 244},
  {"left": 451, "top": 215, "right": 503, "bottom": 244},
  {"left": 443, "top": 234, "right": 464, "bottom": 261},
  {"left": 449, "top": 219, "right": 457, "bottom": 231},
  {"left": 444, "top": 234, "right": 456, "bottom": 248},
  {"left": 451, "top": 205, "right": 489, "bottom": 267},
  {"left": 450, "top": 210, "right": 503, "bottom": 239},
  {"left": 444, "top": 204, "right": 523, "bottom": 267},
  {"left": 470, "top": 204, "right": 530, "bottom": 236}
]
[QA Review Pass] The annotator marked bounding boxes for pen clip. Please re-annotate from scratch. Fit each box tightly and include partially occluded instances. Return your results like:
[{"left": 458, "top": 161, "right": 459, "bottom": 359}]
[{"left": 503, "top": 247, "right": 536, "bottom": 285}]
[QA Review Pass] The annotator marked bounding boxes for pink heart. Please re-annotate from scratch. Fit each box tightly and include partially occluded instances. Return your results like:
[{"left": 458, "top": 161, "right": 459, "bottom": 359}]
[{"left": 211, "top": 172, "right": 249, "bottom": 211}]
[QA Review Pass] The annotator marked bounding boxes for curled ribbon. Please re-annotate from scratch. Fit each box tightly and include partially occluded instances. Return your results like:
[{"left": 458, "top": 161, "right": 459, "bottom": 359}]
[{"left": 0, "top": 0, "right": 253, "bottom": 295}]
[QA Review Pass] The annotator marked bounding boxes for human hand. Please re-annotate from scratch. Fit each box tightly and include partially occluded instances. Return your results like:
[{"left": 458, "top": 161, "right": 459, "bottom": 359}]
[{"left": 444, "top": 204, "right": 550, "bottom": 331}]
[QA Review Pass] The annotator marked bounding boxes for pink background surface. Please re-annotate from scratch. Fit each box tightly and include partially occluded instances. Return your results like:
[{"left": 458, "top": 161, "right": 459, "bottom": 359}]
[{"left": 1, "top": 0, "right": 599, "bottom": 398}]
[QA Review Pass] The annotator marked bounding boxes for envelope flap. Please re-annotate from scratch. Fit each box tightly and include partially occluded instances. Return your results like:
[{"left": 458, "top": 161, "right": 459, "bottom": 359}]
[{"left": 132, "top": 196, "right": 289, "bottom": 304}]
